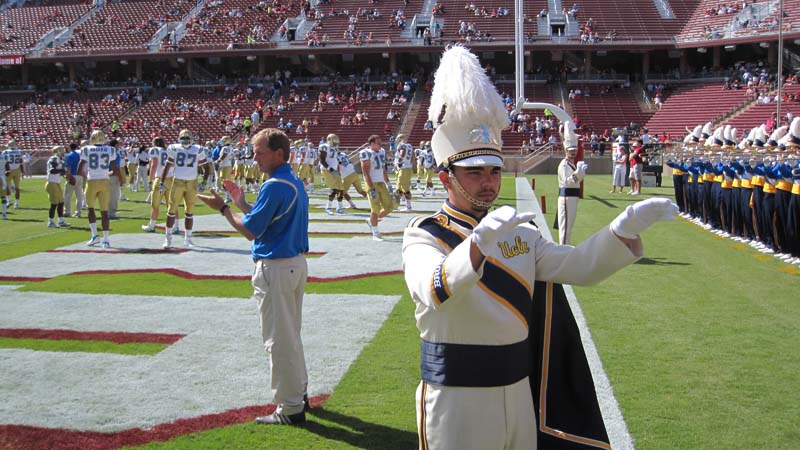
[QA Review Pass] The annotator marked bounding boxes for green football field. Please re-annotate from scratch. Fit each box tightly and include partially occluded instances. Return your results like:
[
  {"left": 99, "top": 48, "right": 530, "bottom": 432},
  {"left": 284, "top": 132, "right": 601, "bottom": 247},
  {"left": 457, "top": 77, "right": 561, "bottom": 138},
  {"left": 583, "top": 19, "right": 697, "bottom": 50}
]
[{"left": 1, "top": 174, "right": 798, "bottom": 450}]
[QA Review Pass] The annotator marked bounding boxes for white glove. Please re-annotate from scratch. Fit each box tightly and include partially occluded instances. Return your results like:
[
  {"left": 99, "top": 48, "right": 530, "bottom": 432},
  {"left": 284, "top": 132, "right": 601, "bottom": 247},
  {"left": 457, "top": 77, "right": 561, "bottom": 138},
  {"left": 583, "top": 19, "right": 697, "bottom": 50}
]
[
  {"left": 610, "top": 198, "right": 679, "bottom": 239},
  {"left": 576, "top": 161, "right": 588, "bottom": 176},
  {"left": 472, "top": 206, "right": 537, "bottom": 256}
]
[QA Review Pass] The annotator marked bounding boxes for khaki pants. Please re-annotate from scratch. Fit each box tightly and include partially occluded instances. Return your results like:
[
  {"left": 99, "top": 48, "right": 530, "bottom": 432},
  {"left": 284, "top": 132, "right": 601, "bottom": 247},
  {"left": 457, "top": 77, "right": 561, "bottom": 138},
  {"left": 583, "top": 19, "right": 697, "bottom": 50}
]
[
  {"left": 46, "top": 181, "right": 64, "bottom": 204},
  {"left": 64, "top": 174, "right": 84, "bottom": 214},
  {"left": 168, "top": 179, "right": 198, "bottom": 215},
  {"left": 85, "top": 179, "right": 111, "bottom": 211},
  {"left": 365, "top": 182, "right": 394, "bottom": 215},
  {"left": 252, "top": 256, "right": 308, "bottom": 415}
]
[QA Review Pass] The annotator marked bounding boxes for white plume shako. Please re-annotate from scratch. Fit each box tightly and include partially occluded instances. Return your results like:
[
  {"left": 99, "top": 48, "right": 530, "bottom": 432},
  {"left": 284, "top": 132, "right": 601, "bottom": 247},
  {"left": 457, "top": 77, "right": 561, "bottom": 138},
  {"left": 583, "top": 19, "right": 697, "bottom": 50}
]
[
  {"left": 561, "top": 120, "right": 579, "bottom": 150},
  {"left": 429, "top": 45, "right": 509, "bottom": 168},
  {"left": 783, "top": 117, "right": 800, "bottom": 148}
]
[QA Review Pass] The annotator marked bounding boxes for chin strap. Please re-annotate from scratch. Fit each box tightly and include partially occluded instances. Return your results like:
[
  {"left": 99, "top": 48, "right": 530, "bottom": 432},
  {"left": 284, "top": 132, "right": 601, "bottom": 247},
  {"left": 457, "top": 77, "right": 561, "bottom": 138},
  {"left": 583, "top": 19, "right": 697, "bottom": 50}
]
[{"left": 448, "top": 171, "right": 494, "bottom": 211}]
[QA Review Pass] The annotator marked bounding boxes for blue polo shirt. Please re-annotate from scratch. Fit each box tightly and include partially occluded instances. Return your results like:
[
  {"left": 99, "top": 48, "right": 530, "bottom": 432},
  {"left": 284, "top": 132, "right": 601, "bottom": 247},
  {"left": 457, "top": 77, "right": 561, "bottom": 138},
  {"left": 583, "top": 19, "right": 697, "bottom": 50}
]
[
  {"left": 243, "top": 163, "right": 309, "bottom": 260},
  {"left": 65, "top": 151, "right": 81, "bottom": 175}
]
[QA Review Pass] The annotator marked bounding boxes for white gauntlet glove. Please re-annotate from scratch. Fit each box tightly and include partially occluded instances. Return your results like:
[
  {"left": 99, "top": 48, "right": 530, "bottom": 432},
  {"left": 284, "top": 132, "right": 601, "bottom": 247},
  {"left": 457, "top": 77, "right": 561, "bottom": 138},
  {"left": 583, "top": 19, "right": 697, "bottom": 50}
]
[
  {"left": 472, "top": 206, "right": 537, "bottom": 256},
  {"left": 610, "top": 198, "right": 679, "bottom": 239},
  {"left": 576, "top": 161, "right": 588, "bottom": 176}
]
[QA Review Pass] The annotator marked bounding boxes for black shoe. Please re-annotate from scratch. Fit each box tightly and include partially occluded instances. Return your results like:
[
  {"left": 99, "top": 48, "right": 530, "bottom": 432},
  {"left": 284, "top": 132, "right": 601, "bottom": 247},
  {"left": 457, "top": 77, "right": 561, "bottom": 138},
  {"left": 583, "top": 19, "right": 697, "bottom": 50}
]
[
  {"left": 255, "top": 411, "right": 306, "bottom": 425},
  {"left": 303, "top": 393, "right": 310, "bottom": 411}
]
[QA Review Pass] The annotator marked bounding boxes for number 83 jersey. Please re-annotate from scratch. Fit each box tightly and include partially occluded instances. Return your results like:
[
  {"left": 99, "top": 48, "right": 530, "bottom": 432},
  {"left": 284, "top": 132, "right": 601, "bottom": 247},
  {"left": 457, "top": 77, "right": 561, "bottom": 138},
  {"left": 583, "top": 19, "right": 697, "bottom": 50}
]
[
  {"left": 80, "top": 145, "right": 118, "bottom": 180},
  {"left": 167, "top": 144, "right": 207, "bottom": 180}
]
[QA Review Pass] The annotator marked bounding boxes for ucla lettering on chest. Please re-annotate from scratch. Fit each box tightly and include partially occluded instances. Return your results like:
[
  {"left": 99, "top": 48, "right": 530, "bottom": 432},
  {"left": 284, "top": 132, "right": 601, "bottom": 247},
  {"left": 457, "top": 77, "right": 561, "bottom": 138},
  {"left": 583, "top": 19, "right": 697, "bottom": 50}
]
[{"left": 497, "top": 236, "right": 530, "bottom": 259}]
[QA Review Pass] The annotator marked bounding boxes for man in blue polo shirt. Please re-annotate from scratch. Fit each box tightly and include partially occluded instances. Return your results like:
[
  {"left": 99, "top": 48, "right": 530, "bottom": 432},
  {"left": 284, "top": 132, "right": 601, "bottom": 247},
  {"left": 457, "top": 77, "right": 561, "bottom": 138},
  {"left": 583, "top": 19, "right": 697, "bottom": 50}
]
[
  {"left": 64, "top": 143, "right": 84, "bottom": 218},
  {"left": 198, "top": 128, "right": 310, "bottom": 426}
]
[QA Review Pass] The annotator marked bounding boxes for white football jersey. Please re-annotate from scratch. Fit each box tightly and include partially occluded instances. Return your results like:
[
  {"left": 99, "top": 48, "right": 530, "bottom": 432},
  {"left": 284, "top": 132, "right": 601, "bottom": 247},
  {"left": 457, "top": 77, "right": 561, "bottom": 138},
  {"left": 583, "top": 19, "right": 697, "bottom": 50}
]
[
  {"left": 167, "top": 144, "right": 207, "bottom": 180},
  {"left": 80, "top": 145, "right": 117, "bottom": 180},
  {"left": 319, "top": 143, "right": 339, "bottom": 171},
  {"left": 305, "top": 146, "right": 318, "bottom": 163},
  {"left": 217, "top": 146, "right": 234, "bottom": 167},
  {"left": 423, "top": 148, "right": 436, "bottom": 168},
  {"left": 3, "top": 148, "right": 23, "bottom": 170},
  {"left": 396, "top": 143, "right": 413, "bottom": 169},
  {"left": 359, "top": 147, "right": 387, "bottom": 183},
  {"left": 47, "top": 155, "right": 64, "bottom": 183},
  {"left": 149, "top": 146, "right": 173, "bottom": 178},
  {"left": 337, "top": 151, "right": 355, "bottom": 177}
]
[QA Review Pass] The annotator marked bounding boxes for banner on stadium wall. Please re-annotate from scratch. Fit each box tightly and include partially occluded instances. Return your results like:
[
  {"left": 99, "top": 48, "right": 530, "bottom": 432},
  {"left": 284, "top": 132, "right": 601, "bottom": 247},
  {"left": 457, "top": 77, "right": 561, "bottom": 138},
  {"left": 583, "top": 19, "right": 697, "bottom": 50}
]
[{"left": 0, "top": 55, "right": 25, "bottom": 65}]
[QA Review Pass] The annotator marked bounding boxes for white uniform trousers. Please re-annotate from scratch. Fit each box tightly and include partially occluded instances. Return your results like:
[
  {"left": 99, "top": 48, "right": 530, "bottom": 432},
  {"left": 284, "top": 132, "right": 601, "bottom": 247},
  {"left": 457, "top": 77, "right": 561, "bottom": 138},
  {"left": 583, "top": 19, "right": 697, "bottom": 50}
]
[
  {"left": 252, "top": 255, "right": 309, "bottom": 415},
  {"left": 64, "top": 174, "right": 85, "bottom": 215},
  {"left": 417, "top": 377, "right": 537, "bottom": 450},
  {"left": 558, "top": 195, "right": 579, "bottom": 245}
]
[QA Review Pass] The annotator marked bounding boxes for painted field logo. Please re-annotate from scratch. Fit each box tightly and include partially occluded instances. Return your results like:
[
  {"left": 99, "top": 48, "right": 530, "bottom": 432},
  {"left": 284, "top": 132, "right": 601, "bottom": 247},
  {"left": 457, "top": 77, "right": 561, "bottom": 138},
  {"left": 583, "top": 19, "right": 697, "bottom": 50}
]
[{"left": 497, "top": 236, "right": 529, "bottom": 259}]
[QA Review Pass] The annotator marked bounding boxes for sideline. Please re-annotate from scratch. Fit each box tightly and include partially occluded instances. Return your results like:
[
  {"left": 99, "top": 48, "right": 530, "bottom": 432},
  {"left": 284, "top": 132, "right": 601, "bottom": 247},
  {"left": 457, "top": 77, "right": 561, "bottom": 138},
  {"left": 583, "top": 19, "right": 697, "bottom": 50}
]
[{"left": 516, "top": 177, "right": 635, "bottom": 450}]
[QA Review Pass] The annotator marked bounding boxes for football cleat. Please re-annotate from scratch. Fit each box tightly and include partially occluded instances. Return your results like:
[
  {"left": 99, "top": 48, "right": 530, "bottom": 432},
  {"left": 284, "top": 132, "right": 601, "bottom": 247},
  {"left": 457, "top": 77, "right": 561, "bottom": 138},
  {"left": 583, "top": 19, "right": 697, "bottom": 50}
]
[
  {"left": 141, "top": 224, "right": 156, "bottom": 232},
  {"left": 47, "top": 221, "right": 57, "bottom": 228},
  {"left": 163, "top": 236, "right": 172, "bottom": 249},
  {"left": 101, "top": 241, "right": 111, "bottom": 249},
  {"left": 336, "top": 208, "right": 345, "bottom": 214},
  {"left": 172, "top": 226, "right": 180, "bottom": 235},
  {"left": 325, "top": 208, "right": 334, "bottom": 215},
  {"left": 87, "top": 235, "right": 100, "bottom": 246},
  {"left": 184, "top": 237, "right": 194, "bottom": 247},
  {"left": 57, "top": 220, "right": 70, "bottom": 228}
]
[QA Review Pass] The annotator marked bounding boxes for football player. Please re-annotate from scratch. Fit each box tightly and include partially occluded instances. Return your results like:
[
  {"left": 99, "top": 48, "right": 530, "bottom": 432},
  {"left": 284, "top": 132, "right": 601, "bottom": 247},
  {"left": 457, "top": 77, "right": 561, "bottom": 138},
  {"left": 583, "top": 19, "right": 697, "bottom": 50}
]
[
  {"left": 394, "top": 134, "right": 414, "bottom": 211},
  {"left": 161, "top": 129, "right": 210, "bottom": 248},
  {"left": 360, "top": 134, "right": 394, "bottom": 240},
  {"left": 319, "top": 134, "right": 343, "bottom": 214},
  {"left": 214, "top": 136, "right": 234, "bottom": 202},
  {"left": 0, "top": 145, "right": 8, "bottom": 219},
  {"left": 337, "top": 146, "right": 364, "bottom": 209},
  {"left": 294, "top": 139, "right": 313, "bottom": 191},
  {"left": 415, "top": 141, "right": 425, "bottom": 191},
  {"left": 45, "top": 146, "right": 69, "bottom": 228},
  {"left": 77, "top": 130, "right": 119, "bottom": 248},
  {"left": 141, "top": 137, "right": 173, "bottom": 232},
  {"left": 421, "top": 142, "right": 437, "bottom": 196},
  {"left": 3, "top": 139, "right": 23, "bottom": 208}
]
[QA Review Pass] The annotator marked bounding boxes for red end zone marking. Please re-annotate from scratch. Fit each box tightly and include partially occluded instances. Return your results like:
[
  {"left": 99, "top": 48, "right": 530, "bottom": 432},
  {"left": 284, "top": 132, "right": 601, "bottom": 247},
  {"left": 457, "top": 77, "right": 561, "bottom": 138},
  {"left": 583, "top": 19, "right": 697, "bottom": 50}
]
[
  {"left": 0, "top": 394, "right": 329, "bottom": 450},
  {"left": 0, "top": 276, "right": 48, "bottom": 282},
  {"left": 68, "top": 268, "right": 402, "bottom": 282},
  {"left": 0, "top": 329, "right": 185, "bottom": 345},
  {"left": 154, "top": 227, "right": 402, "bottom": 236},
  {"left": 47, "top": 249, "right": 190, "bottom": 255}
]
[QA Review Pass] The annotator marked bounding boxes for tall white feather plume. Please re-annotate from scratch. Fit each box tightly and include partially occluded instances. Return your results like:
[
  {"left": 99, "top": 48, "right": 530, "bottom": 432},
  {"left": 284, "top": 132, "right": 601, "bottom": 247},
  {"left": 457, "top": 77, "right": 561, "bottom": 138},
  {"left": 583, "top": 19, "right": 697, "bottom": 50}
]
[{"left": 428, "top": 45, "right": 510, "bottom": 132}]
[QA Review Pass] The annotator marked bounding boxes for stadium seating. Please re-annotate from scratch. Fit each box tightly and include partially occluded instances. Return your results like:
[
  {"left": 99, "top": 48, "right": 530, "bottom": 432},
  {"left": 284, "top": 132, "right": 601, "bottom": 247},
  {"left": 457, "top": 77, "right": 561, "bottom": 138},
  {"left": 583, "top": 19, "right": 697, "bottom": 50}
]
[
  {"left": 1, "top": 91, "right": 132, "bottom": 150},
  {"left": 724, "top": 83, "right": 800, "bottom": 133},
  {"left": 57, "top": 0, "right": 194, "bottom": 52},
  {"left": 433, "top": 0, "right": 544, "bottom": 43},
  {"left": 570, "top": 85, "right": 653, "bottom": 133},
  {"left": 644, "top": 83, "right": 749, "bottom": 138},
  {"left": 179, "top": 0, "right": 296, "bottom": 49},
  {"left": 247, "top": 88, "right": 401, "bottom": 148},
  {"left": 301, "top": 0, "right": 411, "bottom": 46},
  {"left": 563, "top": 0, "right": 683, "bottom": 41},
  {"left": 0, "top": 2, "right": 90, "bottom": 54},
  {"left": 110, "top": 87, "right": 254, "bottom": 145}
]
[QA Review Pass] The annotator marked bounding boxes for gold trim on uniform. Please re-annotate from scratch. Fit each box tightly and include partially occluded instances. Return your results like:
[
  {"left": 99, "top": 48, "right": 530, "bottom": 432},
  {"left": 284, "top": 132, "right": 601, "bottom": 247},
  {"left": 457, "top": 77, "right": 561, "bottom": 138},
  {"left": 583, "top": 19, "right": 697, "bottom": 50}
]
[
  {"left": 477, "top": 281, "right": 528, "bottom": 329},
  {"left": 442, "top": 203, "right": 478, "bottom": 228},
  {"left": 486, "top": 256, "right": 532, "bottom": 298}
]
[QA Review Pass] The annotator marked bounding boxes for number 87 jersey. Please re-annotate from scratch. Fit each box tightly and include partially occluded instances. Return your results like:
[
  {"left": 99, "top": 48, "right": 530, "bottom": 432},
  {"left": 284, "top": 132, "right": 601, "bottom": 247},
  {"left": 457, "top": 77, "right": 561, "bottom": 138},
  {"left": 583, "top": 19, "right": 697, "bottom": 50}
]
[
  {"left": 167, "top": 143, "right": 207, "bottom": 180},
  {"left": 80, "top": 144, "right": 118, "bottom": 180}
]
